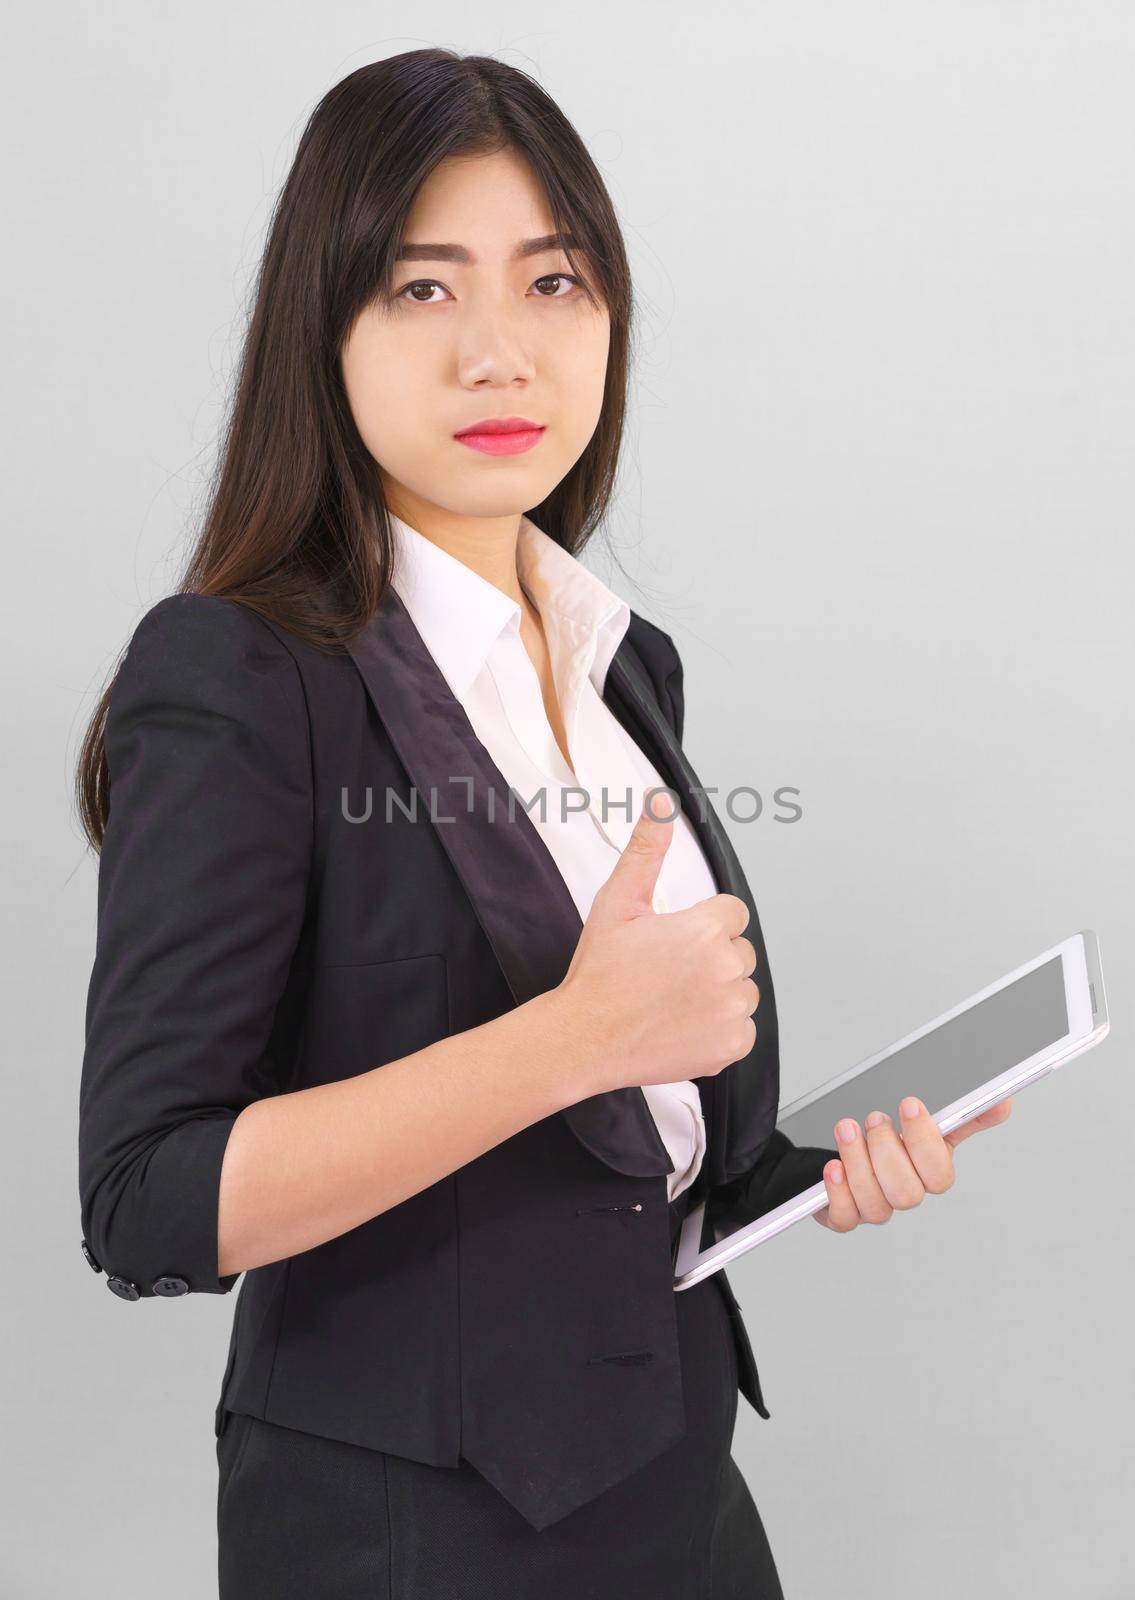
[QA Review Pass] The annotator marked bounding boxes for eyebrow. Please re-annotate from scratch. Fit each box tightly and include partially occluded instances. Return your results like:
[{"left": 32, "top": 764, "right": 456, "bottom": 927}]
[{"left": 394, "top": 231, "right": 582, "bottom": 265}]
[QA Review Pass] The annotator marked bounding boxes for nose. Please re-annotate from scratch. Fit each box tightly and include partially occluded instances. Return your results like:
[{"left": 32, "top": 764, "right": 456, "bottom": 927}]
[{"left": 455, "top": 304, "right": 537, "bottom": 389}]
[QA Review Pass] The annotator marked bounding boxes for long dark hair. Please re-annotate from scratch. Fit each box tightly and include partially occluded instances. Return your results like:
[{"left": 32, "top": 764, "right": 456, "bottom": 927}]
[{"left": 76, "top": 48, "right": 636, "bottom": 850}]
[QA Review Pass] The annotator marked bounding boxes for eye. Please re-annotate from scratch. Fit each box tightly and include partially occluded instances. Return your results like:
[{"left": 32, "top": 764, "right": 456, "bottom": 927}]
[
  {"left": 395, "top": 280, "right": 451, "bottom": 305},
  {"left": 392, "top": 272, "right": 586, "bottom": 305},
  {"left": 530, "top": 273, "right": 584, "bottom": 299}
]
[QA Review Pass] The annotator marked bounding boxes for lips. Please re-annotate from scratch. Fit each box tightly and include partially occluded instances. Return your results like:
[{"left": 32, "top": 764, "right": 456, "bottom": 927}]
[
  {"left": 454, "top": 416, "right": 543, "bottom": 437},
  {"left": 454, "top": 416, "right": 546, "bottom": 457}
]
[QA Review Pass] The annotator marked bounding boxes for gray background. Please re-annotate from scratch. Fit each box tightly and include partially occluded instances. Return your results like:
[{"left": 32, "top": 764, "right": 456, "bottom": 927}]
[{"left": 4, "top": 4, "right": 1131, "bottom": 1596}]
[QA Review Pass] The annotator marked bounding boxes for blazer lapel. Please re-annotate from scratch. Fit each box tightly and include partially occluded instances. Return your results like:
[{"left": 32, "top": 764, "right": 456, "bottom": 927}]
[
  {"left": 344, "top": 584, "right": 675, "bottom": 1180},
  {"left": 602, "top": 646, "right": 781, "bottom": 1185}
]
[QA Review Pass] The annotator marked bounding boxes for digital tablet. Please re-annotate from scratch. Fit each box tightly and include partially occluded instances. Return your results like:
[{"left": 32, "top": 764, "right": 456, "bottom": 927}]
[{"left": 673, "top": 929, "right": 1110, "bottom": 1291}]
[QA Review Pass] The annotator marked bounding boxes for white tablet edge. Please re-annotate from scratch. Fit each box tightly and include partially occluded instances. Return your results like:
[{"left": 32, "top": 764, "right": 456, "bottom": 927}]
[{"left": 674, "top": 929, "right": 1110, "bottom": 1291}]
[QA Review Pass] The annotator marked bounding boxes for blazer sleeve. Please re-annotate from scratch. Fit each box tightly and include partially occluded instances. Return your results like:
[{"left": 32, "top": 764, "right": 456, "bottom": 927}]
[
  {"left": 705, "top": 1128, "right": 834, "bottom": 1239},
  {"left": 78, "top": 593, "right": 313, "bottom": 1300}
]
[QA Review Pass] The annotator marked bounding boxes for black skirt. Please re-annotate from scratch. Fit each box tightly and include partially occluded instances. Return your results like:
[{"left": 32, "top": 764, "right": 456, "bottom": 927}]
[{"left": 216, "top": 1198, "right": 784, "bottom": 1600}]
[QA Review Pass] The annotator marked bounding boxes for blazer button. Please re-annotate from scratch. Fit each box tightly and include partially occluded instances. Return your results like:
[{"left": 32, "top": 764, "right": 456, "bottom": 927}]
[
  {"left": 152, "top": 1276, "right": 189, "bottom": 1297},
  {"left": 80, "top": 1238, "right": 103, "bottom": 1274},
  {"left": 106, "top": 1276, "right": 141, "bottom": 1301}
]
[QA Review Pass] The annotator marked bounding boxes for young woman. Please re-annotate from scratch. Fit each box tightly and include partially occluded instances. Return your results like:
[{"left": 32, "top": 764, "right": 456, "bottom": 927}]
[{"left": 75, "top": 49, "right": 1011, "bottom": 1600}]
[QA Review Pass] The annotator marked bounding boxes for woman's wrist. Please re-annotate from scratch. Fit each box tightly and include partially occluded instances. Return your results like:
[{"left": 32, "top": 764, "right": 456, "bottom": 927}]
[{"left": 521, "top": 980, "right": 609, "bottom": 1111}]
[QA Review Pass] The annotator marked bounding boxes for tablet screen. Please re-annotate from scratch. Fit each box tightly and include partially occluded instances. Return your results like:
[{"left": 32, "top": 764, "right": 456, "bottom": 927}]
[{"left": 781, "top": 954, "right": 1069, "bottom": 1150}]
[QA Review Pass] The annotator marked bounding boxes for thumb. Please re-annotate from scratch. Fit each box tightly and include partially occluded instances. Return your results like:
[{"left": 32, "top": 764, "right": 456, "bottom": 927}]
[{"left": 590, "top": 787, "right": 675, "bottom": 925}]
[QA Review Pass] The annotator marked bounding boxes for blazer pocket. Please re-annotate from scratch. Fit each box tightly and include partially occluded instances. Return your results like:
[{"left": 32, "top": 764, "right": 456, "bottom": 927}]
[{"left": 296, "top": 953, "right": 450, "bottom": 1089}]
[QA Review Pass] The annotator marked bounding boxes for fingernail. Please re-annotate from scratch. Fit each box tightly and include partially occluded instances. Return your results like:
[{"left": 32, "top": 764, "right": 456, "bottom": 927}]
[
  {"left": 865, "top": 1111, "right": 887, "bottom": 1130},
  {"left": 836, "top": 1119, "right": 858, "bottom": 1143},
  {"left": 829, "top": 1162, "right": 844, "bottom": 1185},
  {"left": 901, "top": 1098, "right": 921, "bottom": 1119}
]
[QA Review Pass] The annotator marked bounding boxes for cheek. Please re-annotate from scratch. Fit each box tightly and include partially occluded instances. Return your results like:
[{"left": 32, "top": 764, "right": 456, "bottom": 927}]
[
  {"left": 562, "top": 331, "right": 610, "bottom": 435},
  {"left": 580, "top": 315, "right": 611, "bottom": 392},
  {"left": 343, "top": 332, "right": 437, "bottom": 471}
]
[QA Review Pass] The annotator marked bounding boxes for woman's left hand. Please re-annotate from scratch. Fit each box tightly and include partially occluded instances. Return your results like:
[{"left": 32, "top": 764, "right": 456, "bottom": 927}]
[{"left": 812, "top": 1095, "right": 1014, "bottom": 1231}]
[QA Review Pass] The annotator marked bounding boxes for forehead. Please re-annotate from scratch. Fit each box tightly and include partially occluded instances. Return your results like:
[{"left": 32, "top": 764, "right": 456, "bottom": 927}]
[{"left": 399, "top": 149, "right": 563, "bottom": 256}]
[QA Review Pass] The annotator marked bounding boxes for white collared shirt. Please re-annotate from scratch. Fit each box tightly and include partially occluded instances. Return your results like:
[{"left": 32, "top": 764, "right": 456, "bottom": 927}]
[{"left": 388, "top": 511, "right": 713, "bottom": 1200}]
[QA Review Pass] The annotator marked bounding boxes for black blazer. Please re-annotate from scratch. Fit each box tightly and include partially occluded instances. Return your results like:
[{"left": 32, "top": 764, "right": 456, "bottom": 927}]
[{"left": 78, "top": 583, "right": 818, "bottom": 1531}]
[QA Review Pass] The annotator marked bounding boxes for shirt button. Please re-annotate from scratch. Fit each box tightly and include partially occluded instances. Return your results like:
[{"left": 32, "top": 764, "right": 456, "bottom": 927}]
[
  {"left": 152, "top": 1276, "right": 190, "bottom": 1297},
  {"left": 80, "top": 1238, "right": 103, "bottom": 1274},
  {"left": 106, "top": 1276, "right": 141, "bottom": 1301}
]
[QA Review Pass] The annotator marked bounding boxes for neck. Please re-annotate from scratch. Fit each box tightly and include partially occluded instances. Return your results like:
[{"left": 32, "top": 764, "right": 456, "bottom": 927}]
[{"left": 386, "top": 492, "right": 528, "bottom": 608}]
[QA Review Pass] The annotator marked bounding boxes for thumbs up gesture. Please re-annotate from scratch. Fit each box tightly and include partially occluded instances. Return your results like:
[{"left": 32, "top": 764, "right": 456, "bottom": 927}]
[{"left": 559, "top": 788, "right": 760, "bottom": 1097}]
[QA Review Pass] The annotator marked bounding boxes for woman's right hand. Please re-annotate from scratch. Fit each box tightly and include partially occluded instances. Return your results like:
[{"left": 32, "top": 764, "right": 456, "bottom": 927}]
[{"left": 557, "top": 788, "right": 760, "bottom": 1097}]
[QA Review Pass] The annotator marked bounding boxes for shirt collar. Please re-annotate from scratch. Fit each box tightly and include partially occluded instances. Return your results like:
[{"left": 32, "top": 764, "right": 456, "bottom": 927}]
[
  {"left": 515, "top": 517, "right": 631, "bottom": 695},
  {"left": 388, "top": 512, "right": 520, "bottom": 700},
  {"left": 387, "top": 512, "right": 631, "bottom": 700}
]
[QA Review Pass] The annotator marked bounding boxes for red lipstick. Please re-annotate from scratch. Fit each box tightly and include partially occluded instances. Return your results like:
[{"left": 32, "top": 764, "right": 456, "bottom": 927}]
[{"left": 453, "top": 416, "right": 546, "bottom": 457}]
